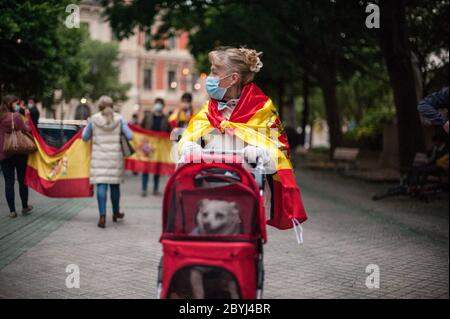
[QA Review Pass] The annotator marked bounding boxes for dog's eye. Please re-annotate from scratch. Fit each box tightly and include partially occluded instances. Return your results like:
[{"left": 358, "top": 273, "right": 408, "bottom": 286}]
[
  {"left": 202, "top": 212, "right": 208, "bottom": 218},
  {"left": 216, "top": 213, "right": 225, "bottom": 220}
]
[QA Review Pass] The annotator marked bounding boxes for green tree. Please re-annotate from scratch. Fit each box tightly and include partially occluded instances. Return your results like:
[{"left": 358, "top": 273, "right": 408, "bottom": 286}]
[
  {"left": 79, "top": 39, "right": 131, "bottom": 102},
  {"left": 101, "top": 0, "right": 448, "bottom": 168},
  {"left": 0, "top": 0, "right": 84, "bottom": 101},
  {"left": 379, "top": 0, "right": 427, "bottom": 171}
]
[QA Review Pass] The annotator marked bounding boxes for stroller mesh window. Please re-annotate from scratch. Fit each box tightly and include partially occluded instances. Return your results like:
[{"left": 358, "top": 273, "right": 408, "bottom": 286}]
[
  {"left": 167, "top": 265, "right": 241, "bottom": 299},
  {"left": 165, "top": 183, "right": 258, "bottom": 238}
]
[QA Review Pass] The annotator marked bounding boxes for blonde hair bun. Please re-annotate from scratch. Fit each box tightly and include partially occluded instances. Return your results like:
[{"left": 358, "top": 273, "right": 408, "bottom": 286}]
[
  {"left": 208, "top": 46, "right": 263, "bottom": 84},
  {"left": 239, "top": 48, "right": 263, "bottom": 73}
]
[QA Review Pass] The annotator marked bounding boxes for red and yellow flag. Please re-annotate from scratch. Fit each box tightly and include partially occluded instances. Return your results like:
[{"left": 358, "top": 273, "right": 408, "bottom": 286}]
[
  {"left": 178, "top": 83, "right": 307, "bottom": 229},
  {"left": 25, "top": 117, "right": 93, "bottom": 198},
  {"left": 124, "top": 124, "right": 175, "bottom": 175}
]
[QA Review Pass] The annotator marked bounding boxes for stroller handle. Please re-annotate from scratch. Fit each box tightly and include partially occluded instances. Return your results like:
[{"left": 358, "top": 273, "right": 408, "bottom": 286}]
[
  {"left": 201, "top": 148, "right": 266, "bottom": 191},
  {"left": 201, "top": 148, "right": 244, "bottom": 155}
]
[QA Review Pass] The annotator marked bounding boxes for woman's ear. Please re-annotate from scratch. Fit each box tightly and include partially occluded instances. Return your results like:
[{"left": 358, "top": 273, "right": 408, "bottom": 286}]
[{"left": 231, "top": 73, "right": 240, "bottom": 86}]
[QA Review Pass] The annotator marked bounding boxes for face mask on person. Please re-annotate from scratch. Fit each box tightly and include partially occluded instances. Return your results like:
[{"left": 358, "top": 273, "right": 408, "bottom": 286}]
[
  {"left": 153, "top": 103, "right": 163, "bottom": 113},
  {"left": 27, "top": 103, "right": 34, "bottom": 109},
  {"left": 14, "top": 104, "right": 21, "bottom": 112},
  {"left": 205, "top": 73, "right": 234, "bottom": 101}
]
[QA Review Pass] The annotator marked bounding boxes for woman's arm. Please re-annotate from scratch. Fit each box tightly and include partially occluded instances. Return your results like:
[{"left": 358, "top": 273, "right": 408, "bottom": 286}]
[
  {"left": 120, "top": 119, "right": 133, "bottom": 140},
  {"left": 13, "top": 113, "right": 31, "bottom": 133},
  {"left": 82, "top": 120, "right": 93, "bottom": 141}
]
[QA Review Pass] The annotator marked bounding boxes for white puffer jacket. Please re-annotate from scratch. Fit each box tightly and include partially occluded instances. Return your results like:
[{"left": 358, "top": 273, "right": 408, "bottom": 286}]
[{"left": 89, "top": 112, "right": 123, "bottom": 184}]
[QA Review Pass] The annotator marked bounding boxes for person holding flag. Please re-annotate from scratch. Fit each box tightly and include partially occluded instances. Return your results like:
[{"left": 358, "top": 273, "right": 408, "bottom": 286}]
[
  {"left": 140, "top": 98, "right": 170, "bottom": 196},
  {"left": 178, "top": 47, "right": 307, "bottom": 235},
  {"left": 82, "top": 96, "right": 133, "bottom": 228},
  {"left": 169, "top": 92, "right": 194, "bottom": 130}
]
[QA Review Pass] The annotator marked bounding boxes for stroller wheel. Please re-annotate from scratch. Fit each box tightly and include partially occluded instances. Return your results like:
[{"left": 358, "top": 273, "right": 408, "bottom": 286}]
[
  {"left": 256, "top": 289, "right": 264, "bottom": 299},
  {"left": 156, "top": 282, "right": 162, "bottom": 299},
  {"left": 156, "top": 257, "right": 163, "bottom": 299}
]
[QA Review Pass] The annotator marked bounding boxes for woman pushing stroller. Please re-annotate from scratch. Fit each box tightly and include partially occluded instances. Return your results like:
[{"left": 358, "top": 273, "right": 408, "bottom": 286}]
[{"left": 178, "top": 47, "right": 307, "bottom": 231}]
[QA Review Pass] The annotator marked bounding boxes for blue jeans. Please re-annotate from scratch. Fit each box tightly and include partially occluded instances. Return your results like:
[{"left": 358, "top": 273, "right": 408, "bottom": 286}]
[
  {"left": 96, "top": 184, "right": 120, "bottom": 216},
  {"left": 142, "top": 173, "right": 160, "bottom": 193}
]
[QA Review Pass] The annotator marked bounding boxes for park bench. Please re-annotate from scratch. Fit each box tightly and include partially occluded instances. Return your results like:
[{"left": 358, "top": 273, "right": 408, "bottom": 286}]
[{"left": 333, "top": 147, "right": 360, "bottom": 172}]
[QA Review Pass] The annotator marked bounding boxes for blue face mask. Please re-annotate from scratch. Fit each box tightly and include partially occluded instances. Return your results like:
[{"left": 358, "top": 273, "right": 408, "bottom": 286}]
[
  {"left": 205, "top": 74, "right": 233, "bottom": 101},
  {"left": 14, "top": 104, "right": 21, "bottom": 112}
]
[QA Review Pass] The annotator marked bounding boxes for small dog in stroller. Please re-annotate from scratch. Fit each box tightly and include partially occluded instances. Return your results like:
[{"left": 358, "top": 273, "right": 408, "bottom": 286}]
[
  {"left": 169, "top": 199, "right": 243, "bottom": 299},
  {"left": 192, "top": 199, "right": 243, "bottom": 236},
  {"left": 190, "top": 199, "right": 242, "bottom": 299}
]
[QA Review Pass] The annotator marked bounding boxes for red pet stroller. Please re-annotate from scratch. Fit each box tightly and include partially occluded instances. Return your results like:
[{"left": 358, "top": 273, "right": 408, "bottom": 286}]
[{"left": 157, "top": 150, "right": 268, "bottom": 299}]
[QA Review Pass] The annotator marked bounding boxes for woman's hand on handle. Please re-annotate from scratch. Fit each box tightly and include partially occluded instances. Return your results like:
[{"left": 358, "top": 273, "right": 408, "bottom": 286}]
[
  {"left": 243, "top": 146, "right": 270, "bottom": 165},
  {"left": 178, "top": 141, "right": 202, "bottom": 164}
]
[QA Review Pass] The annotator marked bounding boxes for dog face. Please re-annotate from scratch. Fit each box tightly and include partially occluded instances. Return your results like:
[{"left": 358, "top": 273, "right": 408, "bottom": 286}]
[{"left": 195, "top": 199, "right": 241, "bottom": 235}]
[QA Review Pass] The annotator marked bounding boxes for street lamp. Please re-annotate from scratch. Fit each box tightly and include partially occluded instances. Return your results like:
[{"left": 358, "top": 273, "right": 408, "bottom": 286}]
[{"left": 182, "top": 67, "right": 190, "bottom": 76}]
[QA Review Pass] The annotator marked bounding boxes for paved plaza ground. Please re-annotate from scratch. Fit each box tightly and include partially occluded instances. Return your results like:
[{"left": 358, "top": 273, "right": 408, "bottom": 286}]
[{"left": 0, "top": 167, "right": 448, "bottom": 299}]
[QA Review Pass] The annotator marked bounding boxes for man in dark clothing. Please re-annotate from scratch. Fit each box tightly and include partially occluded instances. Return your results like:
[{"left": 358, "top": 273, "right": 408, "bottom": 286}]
[
  {"left": 26, "top": 99, "right": 40, "bottom": 127},
  {"left": 140, "top": 98, "right": 170, "bottom": 196},
  {"left": 418, "top": 86, "right": 449, "bottom": 134},
  {"left": 408, "top": 131, "right": 448, "bottom": 188}
]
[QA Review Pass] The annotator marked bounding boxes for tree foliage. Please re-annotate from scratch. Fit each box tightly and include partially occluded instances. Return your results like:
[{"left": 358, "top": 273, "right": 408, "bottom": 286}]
[
  {"left": 0, "top": 0, "right": 84, "bottom": 100},
  {"left": 79, "top": 39, "right": 131, "bottom": 102}
]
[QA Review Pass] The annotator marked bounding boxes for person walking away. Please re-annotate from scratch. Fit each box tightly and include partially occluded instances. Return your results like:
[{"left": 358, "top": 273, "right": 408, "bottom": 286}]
[
  {"left": 0, "top": 95, "right": 33, "bottom": 218},
  {"left": 82, "top": 96, "right": 133, "bottom": 228},
  {"left": 140, "top": 98, "right": 170, "bottom": 196}
]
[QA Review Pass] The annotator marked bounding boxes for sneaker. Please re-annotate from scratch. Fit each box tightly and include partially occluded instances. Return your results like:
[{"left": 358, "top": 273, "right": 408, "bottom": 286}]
[
  {"left": 9, "top": 212, "right": 17, "bottom": 218},
  {"left": 141, "top": 191, "right": 147, "bottom": 197},
  {"left": 22, "top": 206, "right": 33, "bottom": 215}
]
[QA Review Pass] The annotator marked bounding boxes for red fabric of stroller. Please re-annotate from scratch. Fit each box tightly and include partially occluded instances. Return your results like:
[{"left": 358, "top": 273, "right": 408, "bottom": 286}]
[{"left": 160, "top": 159, "right": 266, "bottom": 299}]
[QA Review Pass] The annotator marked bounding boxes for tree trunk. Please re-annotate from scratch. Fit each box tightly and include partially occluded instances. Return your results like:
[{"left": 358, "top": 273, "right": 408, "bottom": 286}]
[
  {"left": 300, "top": 74, "right": 310, "bottom": 146},
  {"left": 277, "top": 79, "right": 285, "bottom": 120},
  {"left": 318, "top": 58, "right": 342, "bottom": 158},
  {"left": 285, "top": 84, "right": 296, "bottom": 128},
  {"left": 379, "top": 0, "right": 425, "bottom": 172}
]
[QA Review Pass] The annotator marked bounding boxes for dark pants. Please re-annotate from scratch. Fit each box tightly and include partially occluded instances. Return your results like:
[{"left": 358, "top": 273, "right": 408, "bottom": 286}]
[
  {"left": 142, "top": 173, "right": 160, "bottom": 193},
  {"left": 0, "top": 155, "right": 29, "bottom": 213},
  {"left": 408, "top": 164, "right": 445, "bottom": 186}
]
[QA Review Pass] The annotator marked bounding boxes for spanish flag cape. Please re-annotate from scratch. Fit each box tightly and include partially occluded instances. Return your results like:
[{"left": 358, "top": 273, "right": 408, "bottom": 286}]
[
  {"left": 124, "top": 124, "right": 175, "bottom": 175},
  {"left": 25, "top": 116, "right": 93, "bottom": 198},
  {"left": 178, "top": 83, "right": 307, "bottom": 229}
]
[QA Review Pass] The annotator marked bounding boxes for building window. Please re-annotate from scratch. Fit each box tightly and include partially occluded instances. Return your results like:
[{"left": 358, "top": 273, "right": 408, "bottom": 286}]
[
  {"left": 168, "top": 35, "right": 177, "bottom": 49},
  {"left": 143, "top": 68, "right": 153, "bottom": 90},
  {"left": 168, "top": 70, "right": 177, "bottom": 91},
  {"left": 144, "top": 32, "right": 152, "bottom": 49}
]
